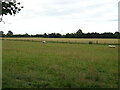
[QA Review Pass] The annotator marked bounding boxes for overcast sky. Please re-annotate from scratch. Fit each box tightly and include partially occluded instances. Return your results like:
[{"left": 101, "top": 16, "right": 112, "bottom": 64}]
[{"left": 0, "top": 0, "right": 119, "bottom": 34}]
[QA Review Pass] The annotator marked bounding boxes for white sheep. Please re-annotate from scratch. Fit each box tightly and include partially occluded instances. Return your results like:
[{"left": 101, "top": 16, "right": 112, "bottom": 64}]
[
  {"left": 108, "top": 45, "right": 116, "bottom": 48},
  {"left": 42, "top": 41, "right": 46, "bottom": 43}
]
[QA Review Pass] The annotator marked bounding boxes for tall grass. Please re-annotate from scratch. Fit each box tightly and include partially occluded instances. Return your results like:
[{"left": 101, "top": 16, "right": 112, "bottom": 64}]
[
  {"left": 2, "top": 37, "right": 119, "bottom": 45},
  {"left": 2, "top": 40, "right": 118, "bottom": 88}
]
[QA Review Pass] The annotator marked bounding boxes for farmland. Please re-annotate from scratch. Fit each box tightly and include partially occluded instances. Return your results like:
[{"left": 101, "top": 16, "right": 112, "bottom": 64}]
[
  {"left": 2, "top": 38, "right": 118, "bottom": 88},
  {"left": 2, "top": 37, "right": 119, "bottom": 45}
]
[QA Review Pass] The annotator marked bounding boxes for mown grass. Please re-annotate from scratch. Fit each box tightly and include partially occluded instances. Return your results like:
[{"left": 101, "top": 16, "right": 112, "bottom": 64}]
[{"left": 2, "top": 40, "right": 118, "bottom": 88}]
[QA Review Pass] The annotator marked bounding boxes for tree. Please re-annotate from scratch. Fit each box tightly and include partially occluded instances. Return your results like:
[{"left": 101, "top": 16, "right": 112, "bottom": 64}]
[
  {"left": 0, "top": 0, "right": 23, "bottom": 22},
  {"left": 43, "top": 33, "right": 48, "bottom": 38},
  {"left": 48, "top": 33, "right": 61, "bottom": 38},
  {"left": 24, "top": 33, "right": 29, "bottom": 37},
  {"left": 114, "top": 31, "right": 120, "bottom": 38},
  {"left": 76, "top": 29, "right": 83, "bottom": 38},
  {"left": 7, "top": 30, "right": 13, "bottom": 37},
  {"left": 0, "top": 31, "right": 4, "bottom": 37},
  {"left": 65, "top": 33, "right": 76, "bottom": 38},
  {"left": 76, "top": 29, "right": 83, "bottom": 34}
]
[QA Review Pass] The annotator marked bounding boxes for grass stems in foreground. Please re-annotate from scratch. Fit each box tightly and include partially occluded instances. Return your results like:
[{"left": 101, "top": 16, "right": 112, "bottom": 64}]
[{"left": 2, "top": 40, "right": 118, "bottom": 88}]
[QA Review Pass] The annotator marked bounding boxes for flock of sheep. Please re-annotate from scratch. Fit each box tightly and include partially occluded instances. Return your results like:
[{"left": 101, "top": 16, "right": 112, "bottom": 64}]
[
  {"left": 108, "top": 45, "right": 116, "bottom": 48},
  {"left": 41, "top": 40, "right": 116, "bottom": 48},
  {"left": 42, "top": 41, "right": 47, "bottom": 43}
]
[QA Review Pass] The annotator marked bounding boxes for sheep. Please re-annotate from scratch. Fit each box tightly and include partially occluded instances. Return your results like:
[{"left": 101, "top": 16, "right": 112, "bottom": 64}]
[
  {"left": 108, "top": 45, "right": 116, "bottom": 48},
  {"left": 42, "top": 41, "right": 46, "bottom": 43}
]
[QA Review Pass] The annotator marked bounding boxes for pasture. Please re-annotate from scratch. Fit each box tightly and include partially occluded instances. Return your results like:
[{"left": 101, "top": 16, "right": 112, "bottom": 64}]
[
  {"left": 2, "top": 39, "right": 118, "bottom": 88},
  {"left": 2, "top": 37, "right": 119, "bottom": 45}
]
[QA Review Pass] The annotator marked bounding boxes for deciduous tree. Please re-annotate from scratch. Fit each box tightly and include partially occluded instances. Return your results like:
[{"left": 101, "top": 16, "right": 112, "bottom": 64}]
[
  {"left": 7, "top": 30, "right": 13, "bottom": 37},
  {"left": 0, "top": 0, "right": 23, "bottom": 22}
]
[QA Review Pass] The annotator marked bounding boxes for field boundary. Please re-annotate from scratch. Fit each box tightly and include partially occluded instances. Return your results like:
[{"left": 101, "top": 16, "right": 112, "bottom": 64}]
[{"left": 1, "top": 38, "right": 120, "bottom": 45}]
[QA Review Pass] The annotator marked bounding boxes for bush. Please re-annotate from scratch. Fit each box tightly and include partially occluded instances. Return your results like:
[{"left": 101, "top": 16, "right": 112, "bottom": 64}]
[{"left": 89, "top": 41, "right": 93, "bottom": 44}]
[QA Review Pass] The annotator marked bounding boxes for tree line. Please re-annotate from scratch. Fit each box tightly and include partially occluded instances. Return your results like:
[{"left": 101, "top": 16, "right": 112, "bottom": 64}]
[
  {"left": 0, "top": 1, "right": 119, "bottom": 39},
  {"left": 0, "top": 29, "right": 120, "bottom": 38}
]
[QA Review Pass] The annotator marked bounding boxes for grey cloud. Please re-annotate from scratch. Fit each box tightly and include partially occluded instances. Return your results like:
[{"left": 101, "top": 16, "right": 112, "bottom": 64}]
[
  {"left": 39, "top": 0, "right": 114, "bottom": 17},
  {"left": 36, "top": 1, "right": 87, "bottom": 17},
  {"left": 108, "top": 19, "right": 117, "bottom": 21},
  {"left": 20, "top": 9, "right": 38, "bottom": 19},
  {"left": 84, "top": 1, "right": 117, "bottom": 19},
  {"left": 21, "top": 0, "right": 118, "bottom": 24},
  {"left": 40, "top": 7, "right": 83, "bottom": 17}
]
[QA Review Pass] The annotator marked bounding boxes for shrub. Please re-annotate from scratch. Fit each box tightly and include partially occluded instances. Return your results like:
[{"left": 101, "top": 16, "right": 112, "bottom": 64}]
[{"left": 89, "top": 41, "right": 93, "bottom": 44}]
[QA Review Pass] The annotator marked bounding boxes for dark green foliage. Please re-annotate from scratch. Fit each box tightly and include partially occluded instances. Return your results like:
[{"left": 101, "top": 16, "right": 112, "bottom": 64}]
[
  {"left": 48, "top": 33, "right": 61, "bottom": 38},
  {"left": 1, "top": 0, "right": 23, "bottom": 16},
  {"left": 114, "top": 32, "right": 120, "bottom": 38},
  {"left": 43, "top": 33, "right": 48, "bottom": 38},
  {"left": 7, "top": 30, "right": 13, "bottom": 37},
  {"left": 89, "top": 41, "right": 93, "bottom": 44},
  {"left": 76, "top": 29, "right": 83, "bottom": 38},
  {"left": 0, "top": 0, "right": 23, "bottom": 22},
  {"left": 1, "top": 30, "right": 120, "bottom": 38},
  {"left": 0, "top": 31, "right": 4, "bottom": 37}
]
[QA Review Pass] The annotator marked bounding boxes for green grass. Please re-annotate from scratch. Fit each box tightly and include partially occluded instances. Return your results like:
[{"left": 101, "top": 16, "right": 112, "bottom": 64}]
[{"left": 2, "top": 40, "right": 118, "bottom": 88}]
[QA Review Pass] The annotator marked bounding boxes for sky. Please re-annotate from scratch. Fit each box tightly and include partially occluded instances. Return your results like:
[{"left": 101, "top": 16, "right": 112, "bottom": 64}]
[{"left": 0, "top": 0, "right": 119, "bottom": 35}]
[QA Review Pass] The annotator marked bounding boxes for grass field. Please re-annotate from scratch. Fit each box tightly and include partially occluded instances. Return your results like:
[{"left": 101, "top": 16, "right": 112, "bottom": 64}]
[
  {"left": 2, "top": 37, "right": 119, "bottom": 45},
  {"left": 2, "top": 39, "right": 118, "bottom": 88}
]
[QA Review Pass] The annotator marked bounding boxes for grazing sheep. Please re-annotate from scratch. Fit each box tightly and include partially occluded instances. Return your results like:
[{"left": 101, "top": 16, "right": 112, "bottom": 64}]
[
  {"left": 108, "top": 45, "right": 116, "bottom": 48},
  {"left": 42, "top": 41, "right": 46, "bottom": 43}
]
